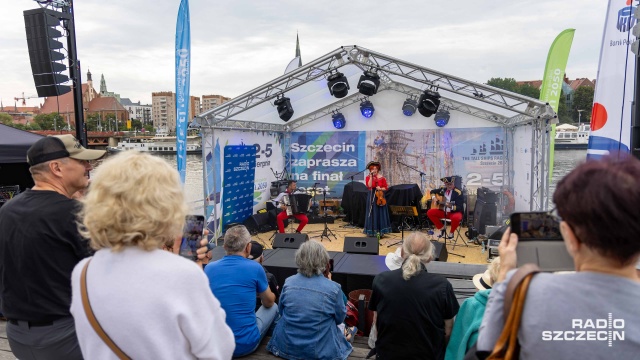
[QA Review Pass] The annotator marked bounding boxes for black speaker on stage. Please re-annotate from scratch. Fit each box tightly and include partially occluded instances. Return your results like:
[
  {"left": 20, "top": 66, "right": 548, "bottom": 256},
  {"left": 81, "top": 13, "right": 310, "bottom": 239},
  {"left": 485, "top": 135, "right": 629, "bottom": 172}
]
[
  {"left": 431, "top": 241, "right": 448, "bottom": 262},
  {"left": 343, "top": 237, "right": 379, "bottom": 255},
  {"left": 272, "top": 233, "right": 309, "bottom": 249},
  {"left": 243, "top": 213, "right": 272, "bottom": 234},
  {"left": 473, "top": 199, "right": 498, "bottom": 235}
]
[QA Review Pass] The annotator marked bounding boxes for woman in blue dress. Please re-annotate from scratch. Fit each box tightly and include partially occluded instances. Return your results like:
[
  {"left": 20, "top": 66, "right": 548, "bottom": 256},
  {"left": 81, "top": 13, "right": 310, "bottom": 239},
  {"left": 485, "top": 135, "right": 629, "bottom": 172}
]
[{"left": 363, "top": 161, "right": 392, "bottom": 238}]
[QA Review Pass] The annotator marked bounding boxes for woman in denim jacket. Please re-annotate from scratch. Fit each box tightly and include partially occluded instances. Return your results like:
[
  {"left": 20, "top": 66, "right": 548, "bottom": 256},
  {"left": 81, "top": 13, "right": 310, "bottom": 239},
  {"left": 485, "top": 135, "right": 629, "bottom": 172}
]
[{"left": 267, "top": 240, "right": 353, "bottom": 360}]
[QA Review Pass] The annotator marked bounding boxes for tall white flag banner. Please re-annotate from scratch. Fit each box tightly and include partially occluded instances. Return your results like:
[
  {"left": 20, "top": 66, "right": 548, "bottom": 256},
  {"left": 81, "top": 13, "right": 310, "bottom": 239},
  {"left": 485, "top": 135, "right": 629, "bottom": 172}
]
[{"left": 588, "top": 0, "right": 635, "bottom": 158}]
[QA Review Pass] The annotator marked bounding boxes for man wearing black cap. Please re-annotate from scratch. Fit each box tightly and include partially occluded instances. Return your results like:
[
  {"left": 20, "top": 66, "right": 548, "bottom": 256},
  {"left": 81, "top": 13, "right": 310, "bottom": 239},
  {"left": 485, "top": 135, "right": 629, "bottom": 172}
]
[
  {"left": 427, "top": 176, "right": 464, "bottom": 239},
  {"left": 0, "top": 135, "right": 105, "bottom": 359}
]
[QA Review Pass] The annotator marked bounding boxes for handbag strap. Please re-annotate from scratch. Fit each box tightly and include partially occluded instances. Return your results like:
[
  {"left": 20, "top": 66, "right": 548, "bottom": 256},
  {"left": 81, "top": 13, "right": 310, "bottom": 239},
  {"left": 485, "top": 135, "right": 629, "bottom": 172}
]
[
  {"left": 502, "top": 263, "right": 540, "bottom": 319},
  {"left": 81, "top": 259, "right": 132, "bottom": 360},
  {"left": 488, "top": 264, "right": 540, "bottom": 360}
]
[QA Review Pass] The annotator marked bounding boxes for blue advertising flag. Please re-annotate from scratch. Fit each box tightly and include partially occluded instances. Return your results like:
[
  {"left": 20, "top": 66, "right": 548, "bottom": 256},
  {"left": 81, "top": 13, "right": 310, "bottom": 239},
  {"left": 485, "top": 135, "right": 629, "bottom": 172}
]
[{"left": 175, "top": 0, "right": 190, "bottom": 183}]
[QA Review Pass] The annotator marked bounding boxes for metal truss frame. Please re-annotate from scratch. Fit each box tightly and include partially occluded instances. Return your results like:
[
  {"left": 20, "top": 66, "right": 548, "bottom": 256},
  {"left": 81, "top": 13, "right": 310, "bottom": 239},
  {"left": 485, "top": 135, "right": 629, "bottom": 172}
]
[
  {"left": 199, "top": 45, "right": 555, "bottom": 128},
  {"left": 198, "top": 45, "right": 555, "bottom": 211}
]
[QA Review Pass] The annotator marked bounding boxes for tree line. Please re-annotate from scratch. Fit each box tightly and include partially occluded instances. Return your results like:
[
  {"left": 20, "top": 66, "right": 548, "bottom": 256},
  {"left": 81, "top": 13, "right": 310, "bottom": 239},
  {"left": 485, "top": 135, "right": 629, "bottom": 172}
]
[
  {"left": 486, "top": 77, "right": 594, "bottom": 124},
  {"left": 0, "top": 112, "right": 154, "bottom": 132}
]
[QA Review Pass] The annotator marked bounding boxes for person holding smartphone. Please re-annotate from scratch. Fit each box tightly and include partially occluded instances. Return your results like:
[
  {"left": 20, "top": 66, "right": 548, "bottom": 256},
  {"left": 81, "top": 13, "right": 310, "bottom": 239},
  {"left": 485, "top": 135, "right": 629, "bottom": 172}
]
[
  {"left": 69, "top": 151, "right": 234, "bottom": 359},
  {"left": 476, "top": 155, "right": 640, "bottom": 359}
]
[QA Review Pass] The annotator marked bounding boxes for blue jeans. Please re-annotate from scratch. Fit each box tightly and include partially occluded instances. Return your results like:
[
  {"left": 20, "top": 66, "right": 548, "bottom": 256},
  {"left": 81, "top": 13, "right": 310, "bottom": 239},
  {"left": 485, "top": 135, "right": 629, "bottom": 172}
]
[{"left": 234, "top": 304, "right": 279, "bottom": 358}]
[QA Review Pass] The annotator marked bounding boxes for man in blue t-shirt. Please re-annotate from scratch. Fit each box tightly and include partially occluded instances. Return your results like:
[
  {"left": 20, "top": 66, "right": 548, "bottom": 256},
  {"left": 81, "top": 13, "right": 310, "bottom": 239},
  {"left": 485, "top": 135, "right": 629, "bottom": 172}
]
[{"left": 205, "top": 225, "right": 277, "bottom": 357}]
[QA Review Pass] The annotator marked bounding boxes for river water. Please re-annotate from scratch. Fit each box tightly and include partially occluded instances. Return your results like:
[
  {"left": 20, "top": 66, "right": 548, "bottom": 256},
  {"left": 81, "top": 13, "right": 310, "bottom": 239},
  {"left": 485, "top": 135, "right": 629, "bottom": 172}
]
[{"left": 158, "top": 149, "right": 587, "bottom": 211}]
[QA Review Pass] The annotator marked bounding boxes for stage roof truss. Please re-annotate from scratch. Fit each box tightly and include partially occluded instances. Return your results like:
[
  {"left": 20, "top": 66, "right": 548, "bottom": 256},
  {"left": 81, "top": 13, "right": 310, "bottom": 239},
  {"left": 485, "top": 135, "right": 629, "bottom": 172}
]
[{"left": 198, "top": 45, "right": 556, "bottom": 129}]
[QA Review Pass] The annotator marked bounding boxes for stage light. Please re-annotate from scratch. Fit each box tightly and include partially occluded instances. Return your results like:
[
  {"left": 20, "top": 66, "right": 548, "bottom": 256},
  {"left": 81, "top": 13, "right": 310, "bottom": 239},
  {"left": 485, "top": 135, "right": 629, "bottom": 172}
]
[
  {"left": 360, "top": 100, "right": 375, "bottom": 118},
  {"left": 418, "top": 89, "right": 441, "bottom": 117},
  {"left": 332, "top": 112, "right": 346, "bottom": 129},
  {"left": 402, "top": 97, "right": 417, "bottom": 116},
  {"left": 434, "top": 110, "right": 450, "bottom": 127},
  {"left": 357, "top": 71, "right": 380, "bottom": 96},
  {"left": 327, "top": 72, "right": 350, "bottom": 98},
  {"left": 274, "top": 96, "right": 294, "bottom": 122}
]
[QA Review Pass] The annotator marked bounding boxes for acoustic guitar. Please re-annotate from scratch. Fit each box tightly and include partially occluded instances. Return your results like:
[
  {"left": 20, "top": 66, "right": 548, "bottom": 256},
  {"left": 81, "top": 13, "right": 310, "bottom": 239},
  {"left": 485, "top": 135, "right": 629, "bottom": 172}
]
[{"left": 430, "top": 192, "right": 452, "bottom": 211}]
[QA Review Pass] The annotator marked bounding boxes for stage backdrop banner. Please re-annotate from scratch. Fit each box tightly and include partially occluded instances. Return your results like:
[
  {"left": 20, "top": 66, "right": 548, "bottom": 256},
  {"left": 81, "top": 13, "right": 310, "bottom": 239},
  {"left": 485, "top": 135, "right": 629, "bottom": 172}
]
[
  {"left": 363, "top": 128, "right": 504, "bottom": 195},
  {"left": 222, "top": 145, "right": 256, "bottom": 231},
  {"left": 288, "top": 131, "right": 366, "bottom": 198}
]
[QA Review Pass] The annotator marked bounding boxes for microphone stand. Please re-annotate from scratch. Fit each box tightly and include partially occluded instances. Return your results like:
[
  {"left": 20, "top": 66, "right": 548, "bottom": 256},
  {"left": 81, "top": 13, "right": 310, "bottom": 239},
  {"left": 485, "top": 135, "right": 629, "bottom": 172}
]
[
  {"left": 396, "top": 159, "right": 426, "bottom": 194},
  {"left": 342, "top": 168, "right": 367, "bottom": 229},
  {"left": 395, "top": 159, "right": 426, "bottom": 231}
]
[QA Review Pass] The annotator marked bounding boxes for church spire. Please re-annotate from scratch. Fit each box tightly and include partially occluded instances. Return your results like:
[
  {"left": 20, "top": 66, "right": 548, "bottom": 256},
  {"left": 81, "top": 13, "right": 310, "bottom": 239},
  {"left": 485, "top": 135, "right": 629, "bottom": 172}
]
[
  {"left": 296, "top": 32, "right": 302, "bottom": 67},
  {"left": 100, "top": 74, "right": 107, "bottom": 95},
  {"left": 86, "top": 68, "right": 92, "bottom": 82}
]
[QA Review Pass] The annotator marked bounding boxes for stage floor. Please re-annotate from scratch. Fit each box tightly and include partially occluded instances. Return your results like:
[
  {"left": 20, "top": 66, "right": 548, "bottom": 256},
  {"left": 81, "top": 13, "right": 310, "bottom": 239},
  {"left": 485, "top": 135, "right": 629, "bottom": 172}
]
[{"left": 251, "top": 217, "right": 490, "bottom": 265}]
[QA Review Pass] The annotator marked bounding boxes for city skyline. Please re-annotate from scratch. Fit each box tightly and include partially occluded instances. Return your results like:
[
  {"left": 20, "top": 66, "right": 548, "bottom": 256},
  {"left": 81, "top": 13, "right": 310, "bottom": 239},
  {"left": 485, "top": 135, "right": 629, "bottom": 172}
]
[{"left": 2, "top": 0, "right": 608, "bottom": 108}]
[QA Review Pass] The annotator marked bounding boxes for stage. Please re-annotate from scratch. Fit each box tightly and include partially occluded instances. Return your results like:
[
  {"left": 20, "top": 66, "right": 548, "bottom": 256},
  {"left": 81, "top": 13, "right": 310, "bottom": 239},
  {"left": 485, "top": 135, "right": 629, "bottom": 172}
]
[{"left": 249, "top": 217, "right": 489, "bottom": 265}]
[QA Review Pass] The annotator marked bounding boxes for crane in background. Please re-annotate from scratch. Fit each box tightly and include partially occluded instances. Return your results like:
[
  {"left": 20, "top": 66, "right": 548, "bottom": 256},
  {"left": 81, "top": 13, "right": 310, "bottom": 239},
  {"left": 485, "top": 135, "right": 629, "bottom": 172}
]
[{"left": 14, "top": 92, "right": 39, "bottom": 106}]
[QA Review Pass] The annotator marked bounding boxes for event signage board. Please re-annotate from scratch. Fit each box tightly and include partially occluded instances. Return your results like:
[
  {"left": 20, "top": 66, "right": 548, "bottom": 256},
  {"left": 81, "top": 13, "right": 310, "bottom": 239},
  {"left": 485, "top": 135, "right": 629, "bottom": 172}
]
[{"left": 221, "top": 145, "right": 256, "bottom": 232}]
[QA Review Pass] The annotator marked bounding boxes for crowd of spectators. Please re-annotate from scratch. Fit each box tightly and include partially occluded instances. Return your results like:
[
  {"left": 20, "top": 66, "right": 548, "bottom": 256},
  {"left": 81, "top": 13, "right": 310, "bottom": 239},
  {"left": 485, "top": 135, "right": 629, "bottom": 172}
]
[{"left": 1, "top": 135, "right": 639, "bottom": 360}]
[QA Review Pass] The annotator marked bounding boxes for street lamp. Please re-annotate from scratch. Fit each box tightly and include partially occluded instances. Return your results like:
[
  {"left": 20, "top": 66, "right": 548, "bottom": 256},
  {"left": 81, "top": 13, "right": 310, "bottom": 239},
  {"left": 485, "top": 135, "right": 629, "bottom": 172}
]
[{"left": 577, "top": 109, "right": 584, "bottom": 127}]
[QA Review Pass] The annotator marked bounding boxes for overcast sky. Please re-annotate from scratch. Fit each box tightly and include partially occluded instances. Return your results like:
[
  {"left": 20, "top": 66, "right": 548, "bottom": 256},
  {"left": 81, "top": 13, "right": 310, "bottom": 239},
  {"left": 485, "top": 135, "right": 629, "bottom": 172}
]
[{"left": 2, "top": 0, "right": 609, "bottom": 108}]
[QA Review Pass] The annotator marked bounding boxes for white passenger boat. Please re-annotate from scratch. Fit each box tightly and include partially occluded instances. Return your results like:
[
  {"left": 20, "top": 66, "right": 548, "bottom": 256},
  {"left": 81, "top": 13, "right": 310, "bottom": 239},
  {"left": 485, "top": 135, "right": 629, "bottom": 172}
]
[
  {"left": 114, "top": 134, "right": 202, "bottom": 154},
  {"left": 554, "top": 124, "right": 590, "bottom": 150}
]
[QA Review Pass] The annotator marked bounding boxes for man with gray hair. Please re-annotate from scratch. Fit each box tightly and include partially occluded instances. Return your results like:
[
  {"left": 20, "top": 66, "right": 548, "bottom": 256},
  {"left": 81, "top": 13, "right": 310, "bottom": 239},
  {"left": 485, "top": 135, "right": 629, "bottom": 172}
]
[
  {"left": 205, "top": 225, "right": 277, "bottom": 357},
  {"left": 0, "top": 134, "right": 105, "bottom": 360},
  {"left": 369, "top": 232, "right": 459, "bottom": 360}
]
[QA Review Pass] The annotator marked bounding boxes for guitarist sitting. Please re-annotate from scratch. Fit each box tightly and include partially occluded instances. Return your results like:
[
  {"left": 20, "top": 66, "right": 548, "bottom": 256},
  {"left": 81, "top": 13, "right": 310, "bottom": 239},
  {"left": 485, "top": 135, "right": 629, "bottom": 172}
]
[{"left": 427, "top": 176, "right": 464, "bottom": 239}]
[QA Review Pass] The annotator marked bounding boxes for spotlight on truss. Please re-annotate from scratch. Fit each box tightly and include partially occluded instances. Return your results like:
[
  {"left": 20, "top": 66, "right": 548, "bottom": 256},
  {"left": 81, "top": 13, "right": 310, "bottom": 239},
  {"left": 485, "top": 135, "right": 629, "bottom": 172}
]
[
  {"left": 418, "top": 89, "right": 441, "bottom": 117},
  {"left": 402, "top": 97, "right": 417, "bottom": 116},
  {"left": 357, "top": 70, "right": 380, "bottom": 96},
  {"left": 327, "top": 72, "right": 350, "bottom": 98},
  {"left": 332, "top": 112, "right": 346, "bottom": 129},
  {"left": 360, "top": 99, "right": 375, "bottom": 118},
  {"left": 274, "top": 96, "right": 294, "bottom": 122}
]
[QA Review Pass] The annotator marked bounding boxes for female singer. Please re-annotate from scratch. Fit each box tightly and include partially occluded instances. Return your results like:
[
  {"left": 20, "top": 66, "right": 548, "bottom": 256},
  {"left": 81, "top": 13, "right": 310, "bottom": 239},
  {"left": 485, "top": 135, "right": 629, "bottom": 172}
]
[{"left": 364, "top": 161, "right": 392, "bottom": 238}]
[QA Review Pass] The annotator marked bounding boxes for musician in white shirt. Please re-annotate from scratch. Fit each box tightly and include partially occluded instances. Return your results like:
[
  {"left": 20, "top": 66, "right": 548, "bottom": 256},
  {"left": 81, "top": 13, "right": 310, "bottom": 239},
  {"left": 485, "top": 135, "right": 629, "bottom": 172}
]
[{"left": 273, "top": 180, "right": 309, "bottom": 233}]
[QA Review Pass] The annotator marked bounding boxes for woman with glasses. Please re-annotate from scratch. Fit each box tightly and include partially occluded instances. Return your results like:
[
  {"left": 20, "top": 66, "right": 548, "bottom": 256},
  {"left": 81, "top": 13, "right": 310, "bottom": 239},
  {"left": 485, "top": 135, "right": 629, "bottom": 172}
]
[{"left": 476, "top": 154, "right": 640, "bottom": 359}]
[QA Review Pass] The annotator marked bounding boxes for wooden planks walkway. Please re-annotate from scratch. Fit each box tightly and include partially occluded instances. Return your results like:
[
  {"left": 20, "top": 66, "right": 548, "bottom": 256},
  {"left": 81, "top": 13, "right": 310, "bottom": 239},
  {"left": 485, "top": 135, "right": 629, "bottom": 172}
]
[
  {"left": 0, "top": 319, "right": 371, "bottom": 360},
  {"left": 244, "top": 334, "right": 372, "bottom": 360}
]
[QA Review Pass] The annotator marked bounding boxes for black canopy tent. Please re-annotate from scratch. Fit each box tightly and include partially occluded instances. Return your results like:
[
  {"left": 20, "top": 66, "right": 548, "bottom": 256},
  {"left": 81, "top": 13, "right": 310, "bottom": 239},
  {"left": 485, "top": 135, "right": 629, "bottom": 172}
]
[{"left": 0, "top": 124, "right": 44, "bottom": 193}]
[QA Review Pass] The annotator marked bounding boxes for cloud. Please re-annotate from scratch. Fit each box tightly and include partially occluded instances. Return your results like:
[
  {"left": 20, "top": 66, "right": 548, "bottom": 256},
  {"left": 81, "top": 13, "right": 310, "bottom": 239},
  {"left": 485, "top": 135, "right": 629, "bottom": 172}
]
[{"left": 1, "top": 0, "right": 608, "bottom": 108}]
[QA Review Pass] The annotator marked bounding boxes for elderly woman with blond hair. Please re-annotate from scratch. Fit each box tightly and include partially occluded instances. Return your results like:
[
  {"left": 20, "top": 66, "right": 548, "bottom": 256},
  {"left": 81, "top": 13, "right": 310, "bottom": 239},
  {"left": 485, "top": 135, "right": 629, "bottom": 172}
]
[
  {"left": 69, "top": 151, "right": 234, "bottom": 359},
  {"left": 368, "top": 232, "right": 459, "bottom": 360},
  {"left": 267, "top": 240, "right": 354, "bottom": 360}
]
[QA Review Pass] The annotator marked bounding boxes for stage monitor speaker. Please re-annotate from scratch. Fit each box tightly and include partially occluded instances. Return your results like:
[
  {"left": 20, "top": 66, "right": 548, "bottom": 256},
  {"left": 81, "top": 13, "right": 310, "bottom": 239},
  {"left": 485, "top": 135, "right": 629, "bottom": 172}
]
[
  {"left": 473, "top": 199, "right": 498, "bottom": 235},
  {"left": 343, "top": 237, "right": 379, "bottom": 255},
  {"left": 477, "top": 187, "right": 499, "bottom": 203},
  {"left": 272, "top": 233, "right": 309, "bottom": 249},
  {"left": 431, "top": 240, "right": 448, "bottom": 262}
]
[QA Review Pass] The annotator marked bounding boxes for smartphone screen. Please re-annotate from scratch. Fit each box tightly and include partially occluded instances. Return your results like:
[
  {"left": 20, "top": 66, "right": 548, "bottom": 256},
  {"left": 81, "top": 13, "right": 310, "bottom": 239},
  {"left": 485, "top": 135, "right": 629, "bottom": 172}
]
[
  {"left": 180, "top": 215, "right": 205, "bottom": 260},
  {"left": 329, "top": 258, "right": 334, "bottom": 273},
  {"left": 510, "top": 212, "right": 562, "bottom": 240}
]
